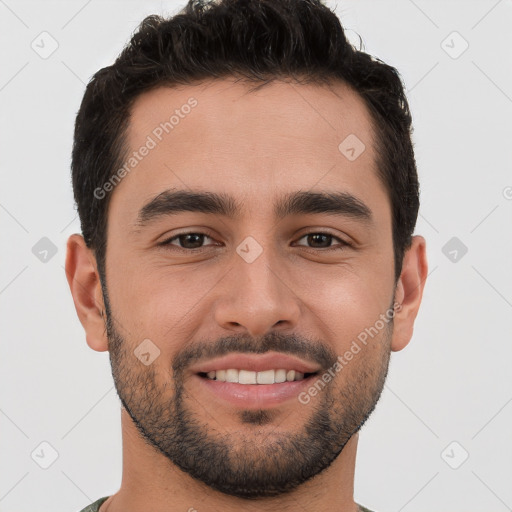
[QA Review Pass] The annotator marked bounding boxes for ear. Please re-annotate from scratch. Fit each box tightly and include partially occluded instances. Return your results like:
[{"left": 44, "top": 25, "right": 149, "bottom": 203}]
[
  {"left": 65, "top": 234, "right": 109, "bottom": 352},
  {"left": 391, "top": 235, "right": 428, "bottom": 352}
]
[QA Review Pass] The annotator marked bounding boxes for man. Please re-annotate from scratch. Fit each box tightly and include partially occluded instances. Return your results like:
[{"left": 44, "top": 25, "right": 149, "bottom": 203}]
[{"left": 65, "top": 0, "right": 428, "bottom": 510}]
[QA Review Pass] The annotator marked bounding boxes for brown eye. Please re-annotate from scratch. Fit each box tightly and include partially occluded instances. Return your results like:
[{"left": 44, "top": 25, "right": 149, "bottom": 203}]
[
  {"left": 295, "top": 232, "right": 349, "bottom": 250},
  {"left": 161, "top": 232, "right": 216, "bottom": 250}
]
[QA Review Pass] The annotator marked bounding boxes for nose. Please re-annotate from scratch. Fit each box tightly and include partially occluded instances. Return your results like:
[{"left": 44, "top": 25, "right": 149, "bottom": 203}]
[{"left": 213, "top": 244, "right": 302, "bottom": 338}]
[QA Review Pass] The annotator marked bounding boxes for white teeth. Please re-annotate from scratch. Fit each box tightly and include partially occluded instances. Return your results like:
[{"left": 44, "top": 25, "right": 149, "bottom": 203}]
[
  {"left": 274, "top": 369, "right": 287, "bottom": 383},
  {"left": 256, "top": 369, "right": 275, "bottom": 384},
  {"left": 226, "top": 368, "right": 239, "bottom": 383},
  {"left": 205, "top": 369, "right": 310, "bottom": 384},
  {"left": 239, "top": 369, "right": 257, "bottom": 384}
]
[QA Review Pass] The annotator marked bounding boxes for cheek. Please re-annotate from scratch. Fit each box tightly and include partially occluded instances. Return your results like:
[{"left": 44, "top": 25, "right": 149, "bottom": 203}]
[
  {"left": 292, "top": 260, "right": 394, "bottom": 341},
  {"left": 318, "top": 277, "right": 393, "bottom": 393},
  {"left": 107, "top": 258, "right": 222, "bottom": 347}
]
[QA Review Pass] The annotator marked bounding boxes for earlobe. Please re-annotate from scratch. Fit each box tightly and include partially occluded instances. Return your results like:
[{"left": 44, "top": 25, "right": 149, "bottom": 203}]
[
  {"left": 65, "top": 234, "right": 109, "bottom": 352},
  {"left": 391, "top": 236, "right": 428, "bottom": 352}
]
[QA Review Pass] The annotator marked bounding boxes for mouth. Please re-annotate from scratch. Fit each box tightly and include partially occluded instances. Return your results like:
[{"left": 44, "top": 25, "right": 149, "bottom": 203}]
[
  {"left": 190, "top": 352, "right": 324, "bottom": 409},
  {"left": 190, "top": 351, "right": 322, "bottom": 376},
  {"left": 197, "top": 369, "right": 318, "bottom": 384}
]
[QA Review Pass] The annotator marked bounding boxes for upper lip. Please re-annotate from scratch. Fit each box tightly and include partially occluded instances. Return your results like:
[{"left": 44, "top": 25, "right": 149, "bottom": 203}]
[{"left": 191, "top": 352, "right": 322, "bottom": 374}]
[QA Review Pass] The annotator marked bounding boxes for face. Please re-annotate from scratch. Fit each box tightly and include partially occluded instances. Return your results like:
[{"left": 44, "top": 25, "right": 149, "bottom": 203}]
[{"left": 101, "top": 79, "right": 398, "bottom": 498}]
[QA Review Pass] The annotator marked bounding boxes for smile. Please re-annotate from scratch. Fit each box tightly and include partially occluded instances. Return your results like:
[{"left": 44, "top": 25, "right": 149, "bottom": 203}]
[{"left": 199, "top": 368, "right": 316, "bottom": 384}]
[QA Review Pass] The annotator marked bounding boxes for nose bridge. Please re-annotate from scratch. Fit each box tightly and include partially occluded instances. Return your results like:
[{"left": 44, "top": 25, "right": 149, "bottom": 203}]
[{"left": 214, "top": 235, "right": 301, "bottom": 336}]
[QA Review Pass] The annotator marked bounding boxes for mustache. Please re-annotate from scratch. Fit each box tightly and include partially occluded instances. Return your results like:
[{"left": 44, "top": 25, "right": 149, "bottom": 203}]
[{"left": 172, "top": 331, "right": 338, "bottom": 375}]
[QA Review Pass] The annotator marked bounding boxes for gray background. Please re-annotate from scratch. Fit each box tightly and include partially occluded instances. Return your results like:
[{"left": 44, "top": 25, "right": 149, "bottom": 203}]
[{"left": 1, "top": 1, "right": 511, "bottom": 511}]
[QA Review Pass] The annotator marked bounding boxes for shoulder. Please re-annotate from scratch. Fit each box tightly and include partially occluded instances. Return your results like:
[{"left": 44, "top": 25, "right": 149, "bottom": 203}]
[{"left": 77, "top": 496, "right": 110, "bottom": 512}]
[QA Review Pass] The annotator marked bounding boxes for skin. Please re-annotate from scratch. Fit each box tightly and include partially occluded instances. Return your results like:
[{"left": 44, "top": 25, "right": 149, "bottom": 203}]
[{"left": 66, "top": 78, "right": 428, "bottom": 512}]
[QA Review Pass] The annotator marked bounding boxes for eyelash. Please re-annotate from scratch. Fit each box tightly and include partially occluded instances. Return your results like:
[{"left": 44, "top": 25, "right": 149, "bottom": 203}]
[{"left": 159, "top": 231, "right": 351, "bottom": 252}]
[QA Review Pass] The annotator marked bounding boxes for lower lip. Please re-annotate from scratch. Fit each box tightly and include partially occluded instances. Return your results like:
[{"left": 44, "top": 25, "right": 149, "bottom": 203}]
[{"left": 195, "top": 374, "right": 316, "bottom": 409}]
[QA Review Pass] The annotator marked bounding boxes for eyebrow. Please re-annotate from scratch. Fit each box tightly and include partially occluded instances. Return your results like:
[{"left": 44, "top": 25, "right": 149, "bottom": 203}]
[{"left": 135, "top": 188, "right": 373, "bottom": 227}]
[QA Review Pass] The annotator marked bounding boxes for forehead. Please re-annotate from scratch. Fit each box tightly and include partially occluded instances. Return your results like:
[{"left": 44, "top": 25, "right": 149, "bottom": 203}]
[
  {"left": 127, "top": 78, "right": 375, "bottom": 159},
  {"left": 112, "top": 78, "right": 384, "bottom": 219}
]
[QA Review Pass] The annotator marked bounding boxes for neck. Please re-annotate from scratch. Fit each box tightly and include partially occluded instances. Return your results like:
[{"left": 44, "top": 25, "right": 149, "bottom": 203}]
[{"left": 103, "top": 408, "right": 360, "bottom": 512}]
